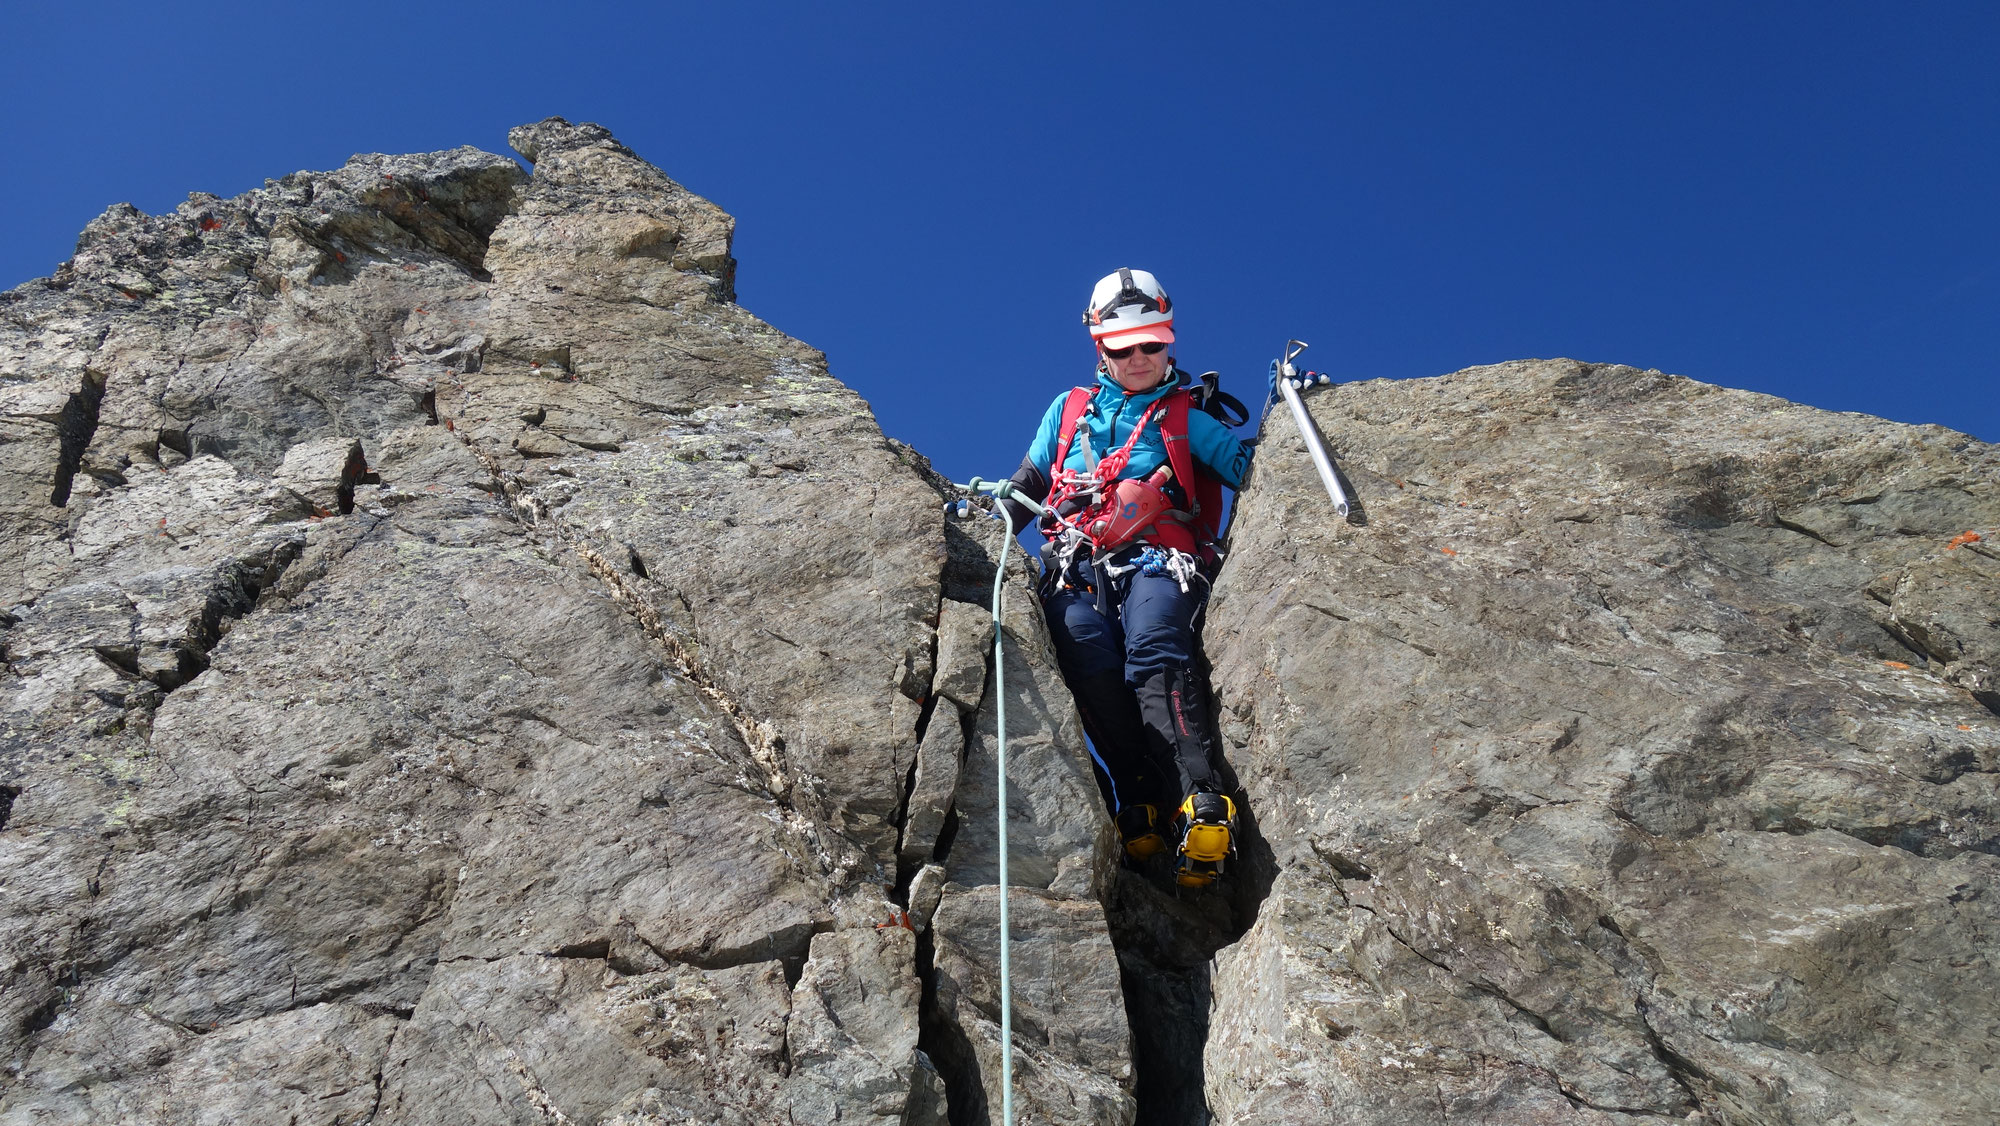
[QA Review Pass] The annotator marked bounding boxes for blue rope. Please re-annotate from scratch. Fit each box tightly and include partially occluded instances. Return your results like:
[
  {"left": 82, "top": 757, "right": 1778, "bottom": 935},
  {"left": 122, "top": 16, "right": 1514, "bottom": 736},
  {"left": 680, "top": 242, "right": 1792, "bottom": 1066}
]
[
  {"left": 955, "top": 477, "right": 1036, "bottom": 1126},
  {"left": 992, "top": 502, "right": 1017, "bottom": 1126}
]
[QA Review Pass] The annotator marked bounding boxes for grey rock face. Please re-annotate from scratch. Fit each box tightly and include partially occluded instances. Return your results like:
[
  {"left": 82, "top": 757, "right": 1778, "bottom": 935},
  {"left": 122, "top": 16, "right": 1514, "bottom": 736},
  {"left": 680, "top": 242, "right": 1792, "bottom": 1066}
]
[
  {"left": 786, "top": 929, "right": 927, "bottom": 1126},
  {"left": 926, "top": 511, "right": 1137, "bottom": 1124},
  {"left": 929, "top": 884, "right": 1135, "bottom": 1126},
  {"left": 16, "top": 121, "right": 1986, "bottom": 1126},
  {"left": 12, "top": 1001, "right": 401, "bottom": 1124},
  {"left": 1202, "top": 360, "right": 2000, "bottom": 1125},
  {"left": 378, "top": 955, "right": 793, "bottom": 1124},
  {"left": 944, "top": 544, "right": 1117, "bottom": 898},
  {"left": 902, "top": 677, "right": 968, "bottom": 870},
  {"left": 933, "top": 597, "right": 994, "bottom": 712},
  {"left": 899, "top": 597, "right": 991, "bottom": 870},
  {"left": 0, "top": 120, "right": 1133, "bottom": 1125}
]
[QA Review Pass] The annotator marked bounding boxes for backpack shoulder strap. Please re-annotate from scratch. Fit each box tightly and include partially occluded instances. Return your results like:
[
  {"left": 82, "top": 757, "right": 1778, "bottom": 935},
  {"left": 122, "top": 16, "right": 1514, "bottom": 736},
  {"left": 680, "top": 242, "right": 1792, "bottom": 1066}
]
[
  {"left": 1162, "top": 388, "right": 1226, "bottom": 544},
  {"left": 1050, "top": 386, "right": 1093, "bottom": 475},
  {"left": 1161, "top": 389, "right": 1197, "bottom": 496}
]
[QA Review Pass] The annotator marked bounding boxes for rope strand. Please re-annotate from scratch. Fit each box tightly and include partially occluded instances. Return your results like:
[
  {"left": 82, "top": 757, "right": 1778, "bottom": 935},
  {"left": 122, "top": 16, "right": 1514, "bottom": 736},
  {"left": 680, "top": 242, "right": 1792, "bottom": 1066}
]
[{"left": 993, "top": 502, "right": 1018, "bottom": 1126}]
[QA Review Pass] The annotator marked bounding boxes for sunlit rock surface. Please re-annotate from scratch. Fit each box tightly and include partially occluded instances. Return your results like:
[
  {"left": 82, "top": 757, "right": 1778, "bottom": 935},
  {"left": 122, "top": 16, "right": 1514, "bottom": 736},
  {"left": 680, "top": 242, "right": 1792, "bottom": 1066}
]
[
  {"left": 0, "top": 119, "right": 1129, "bottom": 1125},
  {"left": 4, "top": 118, "right": 1995, "bottom": 1126},
  {"left": 1203, "top": 360, "right": 1999, "bottom": 1125}
]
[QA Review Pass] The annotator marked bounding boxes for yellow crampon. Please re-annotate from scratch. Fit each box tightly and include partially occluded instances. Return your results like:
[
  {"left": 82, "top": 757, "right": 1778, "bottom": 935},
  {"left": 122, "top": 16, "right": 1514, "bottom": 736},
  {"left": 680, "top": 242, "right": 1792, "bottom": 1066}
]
[
  {"left": 1175, "top": 792, "right": 1236, "bottom": 888},
  {"left": 1117, "top": 803, "right": 1168, "bottom": 861}
]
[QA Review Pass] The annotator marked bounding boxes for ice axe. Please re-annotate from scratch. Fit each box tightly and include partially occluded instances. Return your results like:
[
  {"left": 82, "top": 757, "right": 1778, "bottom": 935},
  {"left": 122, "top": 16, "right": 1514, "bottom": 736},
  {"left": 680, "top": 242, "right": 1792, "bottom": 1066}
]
[{"left": 1270, "top": 339, "right": 1352, "bottom": 519}]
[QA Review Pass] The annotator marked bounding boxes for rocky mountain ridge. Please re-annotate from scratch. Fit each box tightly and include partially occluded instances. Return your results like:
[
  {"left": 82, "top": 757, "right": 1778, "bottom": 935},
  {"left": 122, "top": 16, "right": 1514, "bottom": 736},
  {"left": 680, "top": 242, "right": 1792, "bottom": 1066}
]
[{"left": 1, "top": 120, "right": 1994, "bottom": 1125}]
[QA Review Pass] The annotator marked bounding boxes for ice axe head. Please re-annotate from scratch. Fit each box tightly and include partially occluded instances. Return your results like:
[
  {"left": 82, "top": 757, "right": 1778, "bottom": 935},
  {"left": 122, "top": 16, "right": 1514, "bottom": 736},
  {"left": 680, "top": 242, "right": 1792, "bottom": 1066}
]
[{"left": 1281, "top": 339, "right": 1309, "bottom": 378}]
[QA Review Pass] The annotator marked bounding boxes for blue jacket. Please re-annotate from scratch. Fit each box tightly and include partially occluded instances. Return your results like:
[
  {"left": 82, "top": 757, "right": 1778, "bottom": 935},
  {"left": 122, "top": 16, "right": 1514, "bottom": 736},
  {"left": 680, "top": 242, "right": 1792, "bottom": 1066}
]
[{"left": 1026, "top": 368, "right": 1253, "bottom": 489}]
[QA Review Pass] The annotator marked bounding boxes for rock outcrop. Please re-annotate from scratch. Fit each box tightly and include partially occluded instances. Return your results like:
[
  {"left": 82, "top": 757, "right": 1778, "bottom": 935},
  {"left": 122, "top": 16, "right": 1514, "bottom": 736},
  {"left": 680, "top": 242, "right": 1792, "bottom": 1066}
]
[
  {"left": 0, "top": 119, "right": 1129, "bottom": 1125},
  {"left": 4, "top": 120, "right": 1996, "bottom": 1126},
  {"left": 1204, "top": 361, "right": 1999, "bottom": 1124}
]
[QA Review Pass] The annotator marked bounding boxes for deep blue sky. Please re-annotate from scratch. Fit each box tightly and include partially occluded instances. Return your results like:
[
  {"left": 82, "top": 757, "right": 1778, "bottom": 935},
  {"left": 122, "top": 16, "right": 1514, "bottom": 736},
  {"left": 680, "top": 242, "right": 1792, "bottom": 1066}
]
[{"left": 5, "top": 3, "right": 1994, "bottom": 488}]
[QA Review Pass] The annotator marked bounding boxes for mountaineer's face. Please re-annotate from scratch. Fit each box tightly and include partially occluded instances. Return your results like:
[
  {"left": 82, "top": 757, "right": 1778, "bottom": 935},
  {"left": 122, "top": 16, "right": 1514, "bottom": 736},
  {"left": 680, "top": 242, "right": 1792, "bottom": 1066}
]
[{"left": 1103, "top": 341, "right": 1168, "bottom": 392}]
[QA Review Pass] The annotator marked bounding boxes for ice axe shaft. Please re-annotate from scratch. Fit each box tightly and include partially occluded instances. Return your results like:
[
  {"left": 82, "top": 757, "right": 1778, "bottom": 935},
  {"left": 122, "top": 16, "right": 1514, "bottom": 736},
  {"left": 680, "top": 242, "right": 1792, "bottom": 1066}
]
[{"left": 1276, "top": 340, "right": 1351, "bottom": 518}]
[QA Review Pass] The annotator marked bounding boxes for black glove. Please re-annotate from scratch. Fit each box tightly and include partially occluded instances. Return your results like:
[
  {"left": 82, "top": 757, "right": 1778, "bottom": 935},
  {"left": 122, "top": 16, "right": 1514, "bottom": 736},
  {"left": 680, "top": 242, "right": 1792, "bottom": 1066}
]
[{"left": 997, "top": 456, "right": 1048, "bottom": 531}]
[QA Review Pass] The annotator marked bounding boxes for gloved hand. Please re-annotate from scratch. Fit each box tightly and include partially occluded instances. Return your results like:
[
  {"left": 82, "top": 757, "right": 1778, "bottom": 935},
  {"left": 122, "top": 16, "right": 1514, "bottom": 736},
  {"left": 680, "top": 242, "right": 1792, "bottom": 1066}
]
[
  {"left": 1268, "top": 357, "right": 1325, "bottom": 397},
  {"left": 1266, "top": 358, "right": 1284, "bottom": 403},
  {"left": 995, "top": 459, "right": 1047, "bottom": 531}
]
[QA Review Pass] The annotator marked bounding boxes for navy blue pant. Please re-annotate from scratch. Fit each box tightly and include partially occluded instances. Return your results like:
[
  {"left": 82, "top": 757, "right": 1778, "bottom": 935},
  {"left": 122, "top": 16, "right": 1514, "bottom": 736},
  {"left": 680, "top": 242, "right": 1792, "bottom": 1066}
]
[
  {"left": 1041, "top": 553, "right": 1221, "bottom": 810},
  {"left": 1042, "top": 565, "right": 1205, "bottom": 683}
]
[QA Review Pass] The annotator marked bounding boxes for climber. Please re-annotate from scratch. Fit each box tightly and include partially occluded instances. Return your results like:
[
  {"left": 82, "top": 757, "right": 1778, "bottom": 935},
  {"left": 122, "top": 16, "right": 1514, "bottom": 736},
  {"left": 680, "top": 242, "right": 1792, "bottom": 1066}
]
[{"left": 996, "top": 268, "right": 1253, "bottom": 888}]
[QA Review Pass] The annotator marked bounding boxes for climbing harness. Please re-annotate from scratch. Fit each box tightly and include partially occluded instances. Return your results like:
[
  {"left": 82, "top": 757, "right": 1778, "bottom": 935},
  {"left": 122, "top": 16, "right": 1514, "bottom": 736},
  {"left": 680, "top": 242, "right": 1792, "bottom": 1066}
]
[{"left": 1102, "top": 545, "right": 1206, "bottom": 595}]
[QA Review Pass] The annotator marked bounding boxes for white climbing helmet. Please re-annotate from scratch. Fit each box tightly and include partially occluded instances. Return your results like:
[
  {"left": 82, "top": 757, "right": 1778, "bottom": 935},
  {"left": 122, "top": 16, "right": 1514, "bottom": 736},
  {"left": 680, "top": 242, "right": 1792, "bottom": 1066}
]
[{"left": 1083, "top": 268, "right": 1175, "bottom": 351}]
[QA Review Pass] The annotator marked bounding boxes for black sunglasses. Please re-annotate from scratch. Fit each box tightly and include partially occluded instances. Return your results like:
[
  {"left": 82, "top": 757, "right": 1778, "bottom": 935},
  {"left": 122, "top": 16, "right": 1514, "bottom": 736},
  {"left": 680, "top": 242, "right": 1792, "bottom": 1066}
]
[{"left": 1103, "top": 341, "right": 1168, "bottom": 360}]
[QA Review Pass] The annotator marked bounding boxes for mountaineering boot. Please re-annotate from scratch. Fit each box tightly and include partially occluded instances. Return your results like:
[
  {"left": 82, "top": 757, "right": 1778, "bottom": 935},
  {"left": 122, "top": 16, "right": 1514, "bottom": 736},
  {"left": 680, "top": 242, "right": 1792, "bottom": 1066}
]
[
  {"left": 1174, "top": 790, "right": 1237, "bottom": 888},
  {"left": 1116, "top": 802, "right": 1168, "bottom": 861}
]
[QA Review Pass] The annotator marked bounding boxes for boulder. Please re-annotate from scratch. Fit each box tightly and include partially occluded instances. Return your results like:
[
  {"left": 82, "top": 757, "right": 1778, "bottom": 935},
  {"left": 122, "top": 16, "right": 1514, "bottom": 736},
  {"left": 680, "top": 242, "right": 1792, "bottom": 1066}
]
[{"left": 1201, "top": 360, "right": 2000, "bottom": 1124}]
